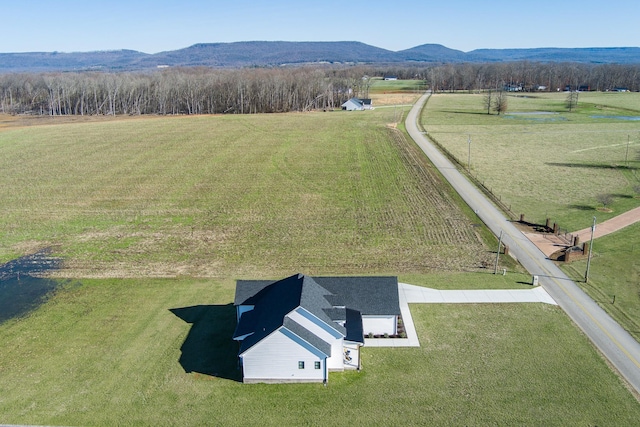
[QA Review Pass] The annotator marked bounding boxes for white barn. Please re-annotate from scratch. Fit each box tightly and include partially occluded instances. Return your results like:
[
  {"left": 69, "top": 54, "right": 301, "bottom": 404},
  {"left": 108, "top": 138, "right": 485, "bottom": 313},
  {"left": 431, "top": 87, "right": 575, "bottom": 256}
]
[{"left": 233, "top": 274, "right": 399, "bottom": 383}]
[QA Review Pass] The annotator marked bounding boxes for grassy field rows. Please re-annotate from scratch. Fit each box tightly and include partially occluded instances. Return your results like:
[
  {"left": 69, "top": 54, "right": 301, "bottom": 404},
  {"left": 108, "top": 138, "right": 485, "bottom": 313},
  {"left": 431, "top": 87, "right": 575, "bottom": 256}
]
[{"left": 0, "top": 110, "right": 492, "bottom": 277}]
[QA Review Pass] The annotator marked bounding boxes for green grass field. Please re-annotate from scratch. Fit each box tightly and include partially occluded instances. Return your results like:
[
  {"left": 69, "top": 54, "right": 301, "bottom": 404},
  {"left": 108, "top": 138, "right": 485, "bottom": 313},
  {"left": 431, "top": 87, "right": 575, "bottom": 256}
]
[
  {"left": 422, "top": 92, "right": 640, "bottom": 230},
  {"left": 1, "top": 277, "right": 639, "bottom": 426},
  {"left": 0, "top": 110, "right": 491, "bottom": 277},
  {"left": 370, "top": 78, "right": 427, "bottom": 93}
]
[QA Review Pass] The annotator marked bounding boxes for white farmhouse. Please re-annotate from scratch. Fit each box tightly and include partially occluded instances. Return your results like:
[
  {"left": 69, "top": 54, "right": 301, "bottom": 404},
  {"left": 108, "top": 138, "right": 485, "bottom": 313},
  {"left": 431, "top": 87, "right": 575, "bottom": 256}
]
[
  {"left": 233, "top": 273, "right": 400, "bottom": 383},
  {"left": 341, "top": 98, "right": 373, "bottom": 111}
]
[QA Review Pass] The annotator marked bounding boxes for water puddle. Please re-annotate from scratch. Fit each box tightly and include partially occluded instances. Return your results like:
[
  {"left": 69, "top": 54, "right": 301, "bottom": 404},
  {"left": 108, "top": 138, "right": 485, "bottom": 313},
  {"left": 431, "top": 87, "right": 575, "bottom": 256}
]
[
  {"left": 507, "top": 111, "right": 558, "bottom": 115},
  {"left": 504, "top": 112, "right": 566, "bottom": 122},
  {"left": 591, "top": 115, "right": 640, "bottom": 121},
  {"left": 0, "top": 249, "right": 63, "bottom": 323}
]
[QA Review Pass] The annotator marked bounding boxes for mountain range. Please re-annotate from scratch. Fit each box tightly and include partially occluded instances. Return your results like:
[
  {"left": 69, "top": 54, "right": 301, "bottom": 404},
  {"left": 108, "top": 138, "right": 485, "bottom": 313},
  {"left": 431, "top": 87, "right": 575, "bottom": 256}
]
[{"left": 1, "top": 41, "right": 639, "bottom": 72}]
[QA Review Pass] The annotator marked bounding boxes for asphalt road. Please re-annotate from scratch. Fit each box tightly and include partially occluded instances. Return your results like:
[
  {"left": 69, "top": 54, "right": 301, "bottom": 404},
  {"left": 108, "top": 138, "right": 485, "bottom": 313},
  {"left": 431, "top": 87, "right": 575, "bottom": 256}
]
[{"left": 405, "top": 91, "right": 640, "bottom": 395}]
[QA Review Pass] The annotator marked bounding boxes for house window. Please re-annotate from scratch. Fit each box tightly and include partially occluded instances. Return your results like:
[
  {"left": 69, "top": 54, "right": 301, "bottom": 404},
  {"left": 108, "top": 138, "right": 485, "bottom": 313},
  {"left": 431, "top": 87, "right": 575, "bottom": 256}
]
[
  {"left": 298, "top": 361, "right": 305, "bottom": 369},
  {"left": 314, "top": 361, "right": 321, "bottom": 370}
]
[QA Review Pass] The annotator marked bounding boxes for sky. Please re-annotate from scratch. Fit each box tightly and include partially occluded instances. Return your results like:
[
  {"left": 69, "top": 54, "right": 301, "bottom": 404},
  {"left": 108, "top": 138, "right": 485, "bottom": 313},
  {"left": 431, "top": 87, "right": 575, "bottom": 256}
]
[{"left": 2, "top": 0, "right": 639, "bottom": 54}]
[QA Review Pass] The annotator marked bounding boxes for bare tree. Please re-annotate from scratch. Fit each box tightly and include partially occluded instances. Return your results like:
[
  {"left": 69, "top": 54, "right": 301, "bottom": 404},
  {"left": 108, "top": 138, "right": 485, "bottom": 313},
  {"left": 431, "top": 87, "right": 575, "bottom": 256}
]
[
  {"left": 493, "top": 89, "right": 508, "bottom": 115},
  {"left": 566, "top": 90, "right": 579, "bottom": 112},
  {"left": 483, "top": 90, "right": 493, "bottom": 114},
  {"left": 596, "top": 193, "right": 614, "bottom": 209}
]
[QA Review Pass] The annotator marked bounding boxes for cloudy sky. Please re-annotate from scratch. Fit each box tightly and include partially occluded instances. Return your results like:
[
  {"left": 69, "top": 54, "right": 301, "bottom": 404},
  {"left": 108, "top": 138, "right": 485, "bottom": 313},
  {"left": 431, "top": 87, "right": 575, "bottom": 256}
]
[{"left": 2, "top": 0, "right": 638, "bottom": 53}]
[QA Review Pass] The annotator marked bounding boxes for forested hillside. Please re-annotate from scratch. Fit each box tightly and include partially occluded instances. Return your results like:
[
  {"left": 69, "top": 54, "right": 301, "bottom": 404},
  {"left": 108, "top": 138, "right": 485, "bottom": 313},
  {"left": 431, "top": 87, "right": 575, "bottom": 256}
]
[{"left": 1, "top": 42, "right": 639, "bottom": 73}]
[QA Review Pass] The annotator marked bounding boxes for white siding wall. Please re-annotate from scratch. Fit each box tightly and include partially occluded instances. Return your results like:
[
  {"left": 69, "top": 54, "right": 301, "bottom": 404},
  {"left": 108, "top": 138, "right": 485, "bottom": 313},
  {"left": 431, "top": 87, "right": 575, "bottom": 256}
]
[
  {"left": 342, "top": 100, "right": 363, "bottom": 111},
  {"left": 288, "top": 309, "right": 344, "bottom": 371},
  {"left": 363, "top": 315, "right": 397, "bottom": 335},
  {"left": 242, "top": 329, "right": 325, "bottom": 382}
]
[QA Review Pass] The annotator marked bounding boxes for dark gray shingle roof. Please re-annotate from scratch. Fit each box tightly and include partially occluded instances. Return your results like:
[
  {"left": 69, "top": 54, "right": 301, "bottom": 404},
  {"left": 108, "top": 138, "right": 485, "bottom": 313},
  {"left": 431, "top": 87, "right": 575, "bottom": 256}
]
[
  {"left": 233, "top": 274, "right": 396, "bottom": 354},
  {"left": 235, "top": 275, "right": 399, "bottom": 316},
  {"left": 313, "top": 276, "right": 400, "bottom": 315},
  {"left": 233, "top": 273, "right": 344, "bottom": 354}
]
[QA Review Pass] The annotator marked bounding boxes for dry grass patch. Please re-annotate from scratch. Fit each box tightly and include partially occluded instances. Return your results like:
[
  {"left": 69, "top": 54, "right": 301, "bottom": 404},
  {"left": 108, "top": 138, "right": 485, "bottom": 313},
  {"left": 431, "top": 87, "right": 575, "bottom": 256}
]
[{"left": 370, "top": 92, "right": 420, "bottom": 106}]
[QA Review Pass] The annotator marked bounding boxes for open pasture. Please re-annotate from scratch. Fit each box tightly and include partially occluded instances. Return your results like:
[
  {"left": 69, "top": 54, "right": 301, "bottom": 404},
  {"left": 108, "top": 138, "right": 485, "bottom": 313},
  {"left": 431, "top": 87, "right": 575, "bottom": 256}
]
[
  {"left": 370, "top": 78, "right": 427, "bottom": 93},
  {"left": 1, "top": 276, "right": 639, "bottom": 426},
  {"left": 422, "top": 92, "right": 640, "bottom": 230},
  {"left": 0, "top": 109, "right": 492, "bottom": 278}
]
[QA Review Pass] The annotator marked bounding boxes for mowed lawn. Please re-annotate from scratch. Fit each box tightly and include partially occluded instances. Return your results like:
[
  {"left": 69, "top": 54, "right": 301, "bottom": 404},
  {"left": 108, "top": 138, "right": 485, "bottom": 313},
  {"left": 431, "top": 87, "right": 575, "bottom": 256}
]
[
  {"left": 0, "top": 110, "right": 491, "bottom": 277},
  {"left": 1, "top": 277, "right": 639, "bottom": 426}
]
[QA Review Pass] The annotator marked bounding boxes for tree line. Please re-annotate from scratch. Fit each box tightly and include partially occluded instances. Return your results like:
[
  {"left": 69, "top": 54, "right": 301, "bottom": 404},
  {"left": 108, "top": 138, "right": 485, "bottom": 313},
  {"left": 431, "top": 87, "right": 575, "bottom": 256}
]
[
  {"left": 1, "top": 62, "right": 639, "bottom": 116},
  {"left": 374, "top": 62, "right": 640, "bottom": 93},
  {"left": 0, "top": 68, "right": 361, "bottom": 116}
]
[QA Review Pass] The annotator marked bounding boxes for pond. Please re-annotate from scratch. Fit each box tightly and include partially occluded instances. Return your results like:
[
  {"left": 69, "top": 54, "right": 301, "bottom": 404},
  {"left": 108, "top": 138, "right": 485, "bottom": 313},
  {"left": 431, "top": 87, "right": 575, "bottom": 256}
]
[{"left": 0, "top": 249, "right": 62, "bottom": 323}]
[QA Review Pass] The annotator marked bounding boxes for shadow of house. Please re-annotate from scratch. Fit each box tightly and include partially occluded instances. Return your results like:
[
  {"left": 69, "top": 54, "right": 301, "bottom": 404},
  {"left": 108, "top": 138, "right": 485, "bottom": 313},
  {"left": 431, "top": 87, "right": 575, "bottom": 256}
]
[{"left": 169, "top": 304, "right": 241, "bottom": 382}]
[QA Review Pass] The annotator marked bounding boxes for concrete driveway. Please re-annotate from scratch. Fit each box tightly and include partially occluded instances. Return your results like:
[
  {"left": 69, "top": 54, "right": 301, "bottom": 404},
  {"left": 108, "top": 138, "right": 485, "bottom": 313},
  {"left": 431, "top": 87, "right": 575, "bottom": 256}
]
[
  {"left": 365, "top": 283, "right": 556, "bottom": 348},
  {"left": 399, "top": 283, "right": 557, "bottom": 305}
]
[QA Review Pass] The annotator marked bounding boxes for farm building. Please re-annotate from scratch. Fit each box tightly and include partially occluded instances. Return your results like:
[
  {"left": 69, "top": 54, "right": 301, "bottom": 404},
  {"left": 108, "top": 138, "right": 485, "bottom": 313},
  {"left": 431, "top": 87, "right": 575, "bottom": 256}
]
[
  {"left": 341, "top": 97, "right": 373, "bottom": 111},
  {"left": 233, "top": 273, "right": 400, "bottom": 384}
]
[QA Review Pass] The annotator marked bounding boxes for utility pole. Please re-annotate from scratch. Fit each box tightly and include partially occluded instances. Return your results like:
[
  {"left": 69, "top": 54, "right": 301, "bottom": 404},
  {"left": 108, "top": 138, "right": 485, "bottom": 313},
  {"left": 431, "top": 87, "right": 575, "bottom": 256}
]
[
  {"left": 467, "top": 134, "right": 471, "bottom": 172},
  {"left": 585, "top": 216, "right": 596, "bottom": 283},
  {"left": 494, "top": 230, "right": 503, "bottom": 274}
]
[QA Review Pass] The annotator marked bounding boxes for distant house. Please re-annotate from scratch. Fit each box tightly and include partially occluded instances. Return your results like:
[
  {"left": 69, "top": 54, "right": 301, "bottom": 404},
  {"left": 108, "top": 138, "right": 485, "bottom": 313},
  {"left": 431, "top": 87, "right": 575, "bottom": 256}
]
[
  {"left": 233, "top": 273, "right": 400, "bottom": 383},
  {"left": 384, "top": 76, "right": 398, "bottom": 81},
  {"left": 504, "top": 83, "right": 523, "bottom": 92},
  {"left": 341, "top": 98, "right": 373, "bottom": 111}
]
